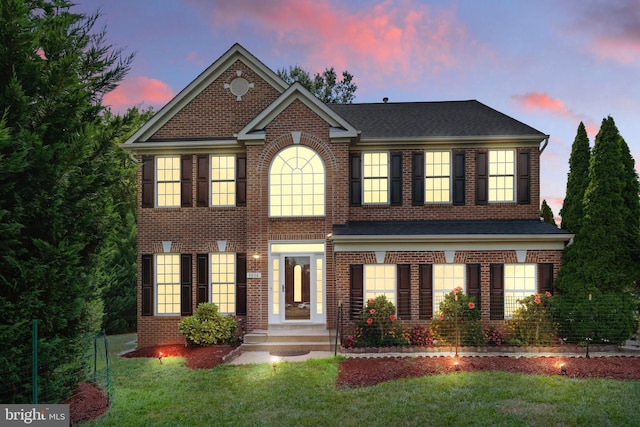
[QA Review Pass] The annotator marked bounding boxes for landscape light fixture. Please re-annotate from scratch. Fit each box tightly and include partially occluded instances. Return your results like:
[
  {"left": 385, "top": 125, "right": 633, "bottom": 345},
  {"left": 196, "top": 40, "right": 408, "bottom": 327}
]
[
  {"left": 560, "top": 363, "right": 567, "bottom": 375},
  {"left": 158, "top": 352, "right": 163, "bottom": 365},
  {"left": 271, "top": 356, "right": 280, "bottom": 373},
  {"left": 454, "top": 361, "right": 460, "bottom": 372}
]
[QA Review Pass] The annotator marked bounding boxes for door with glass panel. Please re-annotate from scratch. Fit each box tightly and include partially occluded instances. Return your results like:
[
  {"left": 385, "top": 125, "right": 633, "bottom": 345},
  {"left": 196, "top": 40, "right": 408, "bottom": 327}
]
[
  {"left": 284, "top": 256, "right": 311, "bottom": 320},
  {"left": 269, "top": 242, "right": 325, "bottom": 324}
]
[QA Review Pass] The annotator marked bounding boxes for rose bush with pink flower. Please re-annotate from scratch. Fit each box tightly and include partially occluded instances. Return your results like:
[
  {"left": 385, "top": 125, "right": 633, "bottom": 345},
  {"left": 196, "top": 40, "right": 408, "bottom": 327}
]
[
  {"left": 350, "top": 295, "right": 408, "bottom": 347},
  {"left": 429, "top": 288, "right": 483, "bottom": 346}
]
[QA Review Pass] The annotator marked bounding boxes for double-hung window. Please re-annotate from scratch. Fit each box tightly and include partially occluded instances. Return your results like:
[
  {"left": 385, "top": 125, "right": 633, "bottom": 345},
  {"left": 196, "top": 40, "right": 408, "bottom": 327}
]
[
  {"left": 211, "top": 155, "right": 235, "bottom": 206},
  {"left": 433, "top": 264, "right": 465, "bottom": 315},
  {"left": 503, "top": 264, "right": 536, "bottom": 318},
  {"left": 363, "top": 152, "right": 388, "bottom": 204},
  {"left": 156, "top": 254, "right": 181, "bottom": 314},
  {"left": 425, "top": 151, "right": 451, "bottom": 203},
  {"left": 489, "top": 149, "right": 515, "bottom": 202},
  {"left": 211, "top": 253, "right": 236, "bottom": 314},
  {"left": 364, "top": 264, "right": 396, "bottom": 306},
  {"left": 156, "top": 156, "right": 181, "bottom": 207}
]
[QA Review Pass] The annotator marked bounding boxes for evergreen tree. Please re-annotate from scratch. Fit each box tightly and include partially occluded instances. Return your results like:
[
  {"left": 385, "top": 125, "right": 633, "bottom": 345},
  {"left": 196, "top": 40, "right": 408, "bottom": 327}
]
[
  {"left": 554, "top": 117, "right": 637, "bottom": 344},
  {"left": 277, "top": 65, "right": 357, "bottom": 103},
  {"left": 618, "top": 136, "right": 640, "bottom": 289},
  {"left": 540, "top": 199, "right": 556, "bottom": 226},
  {"left": 560, "top": 122, "right": 590, "bottom": 233},
  {"left": 0, "top": 0, "right": 132, "bottom": 402}
]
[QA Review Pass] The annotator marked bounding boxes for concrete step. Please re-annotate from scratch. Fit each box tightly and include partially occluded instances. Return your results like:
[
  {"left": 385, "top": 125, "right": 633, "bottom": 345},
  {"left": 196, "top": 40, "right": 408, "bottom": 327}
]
[{"left": 241, "top": 327, "right": 337, "bottom": 352}]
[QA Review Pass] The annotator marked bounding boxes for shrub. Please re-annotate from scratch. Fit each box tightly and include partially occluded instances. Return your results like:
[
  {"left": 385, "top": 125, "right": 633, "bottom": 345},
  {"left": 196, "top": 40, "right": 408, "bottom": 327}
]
[
  {"left": 429, "top": 287, "right": 483, "bottom": 346},
  {"left": 353, "top": 296, "right": 409, "bottom": 347},
  {"left": 506, "top": 292, "right": 557, "bottom": 346},
  {"left": 179, "top": 303, "right": 238, "bottom": 346},
  {"left": 410, "top": 325, "right": 436, "bottom": 346},
  {"left": 483, "top": 325, "right": 505, "bottom": 346}
]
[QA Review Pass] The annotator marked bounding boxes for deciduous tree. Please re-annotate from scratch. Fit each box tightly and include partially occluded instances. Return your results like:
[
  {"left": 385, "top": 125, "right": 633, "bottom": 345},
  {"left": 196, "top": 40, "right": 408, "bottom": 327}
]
[{"left": 277, "top": 65, "right": 357, "bottom": 103}]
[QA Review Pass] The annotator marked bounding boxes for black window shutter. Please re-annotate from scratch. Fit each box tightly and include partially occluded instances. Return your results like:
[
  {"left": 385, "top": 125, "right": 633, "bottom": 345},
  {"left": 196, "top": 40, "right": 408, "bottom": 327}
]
[
  {"left": 538, "top": 263, "right": 554, "bottom": 294},
  {"left": 181, "top": 156, "right": 192, "bottom": 207},
  {"left": 397, "top": 264, "right": 411, "bottom": 319},
  {"left": 180, "top": 254, "right": 192, "bottom": 316},
  {"left": 467, "top": 264, "right": 481, "bottom": 308},
  {"left": 490, "top": 263, "right": 504, "bottom": 320},
  {"left": 349, "top": 153, "right": 362, "bottom": 206},
  {"left": 236, "top": 253, "right": 247, "bottom": 316},
  {"left": 141, "top": 254, "right": 154, "bottom": 316},
  {"left": 453, "top": 150, "right": 466, "bottom": 205},
  {"left": 390, "top": 152, "right": 403, "bottom": 206},
  {"left": 141, "top": 156, "right": 154, "bottom": 208},
  {"left": 236, "top": 154, "right": 247, "bottom": 207},
  {"left": 350, "top": 264, "right": 364, "bottom": 318},
  {"left": 196, "top": 254, "right": 209, "bottom": 305},
  {"left": 196, "top": 156, "right": 208, "bottom": 207},
  {"left": 412, "top": 151, "right": 425, "bottom": 205},
  {"left": 476, "top": 151, "right": 488, "bottom": 205},
  {"left": 419, "top": 264, "right": 432, "bottom": 319},
  {"left": 517, "top": 149, "right": 531, "bottom": 204}
]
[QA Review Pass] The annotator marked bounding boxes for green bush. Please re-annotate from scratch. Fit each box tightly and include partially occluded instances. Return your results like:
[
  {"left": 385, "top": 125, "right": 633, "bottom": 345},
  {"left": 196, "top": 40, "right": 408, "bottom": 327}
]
[
  {"left": 353, "top": 296, "right": 409, "bottom": 347},
  {"left": 179, "top": 303, "right": 238, "bottom": 346},
  {"left": 429, "top": 287, "right": 483, "bottom": 346},
  {"left": 506, "top": 292, "right": 557, "bottom": 346}
]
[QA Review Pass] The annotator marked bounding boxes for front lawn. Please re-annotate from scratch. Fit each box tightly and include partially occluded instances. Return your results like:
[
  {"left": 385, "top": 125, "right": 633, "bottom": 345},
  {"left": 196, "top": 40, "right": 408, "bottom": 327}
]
[{"left": 86, "top": 335, "right": 640, "bottom": 426}]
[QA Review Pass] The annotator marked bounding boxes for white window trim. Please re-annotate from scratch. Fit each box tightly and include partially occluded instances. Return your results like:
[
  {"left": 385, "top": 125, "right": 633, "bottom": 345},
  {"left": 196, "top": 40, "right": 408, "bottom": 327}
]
[
  {"left": 432, "top": 264, "right": 466, "bottom": 317},
  {"left": 155, "top": 253, "right": 181, "bottom": 316},
  {"left": 156, "top": 156, "right": 181, "bottom": 208},
  {"left": 503, "top": 263, "right": 537, "bottom": 319},
  {"left": 362, "top": 152, "right": 389, "bottom": 205},
  {"left": 488, "top": 149, "right": 516, "bottom": 203},
  {"left": 363, "top": 264, "right": 396, "bottom": 307},
  {"left": 210, "top": 252, "right": 236, "bottom": 315},
  {"left": 210, "top": 154, "right": 236, "bottom": 207},
  {"left": 425, "top": 150, "right": 452, "bottom": 204}
]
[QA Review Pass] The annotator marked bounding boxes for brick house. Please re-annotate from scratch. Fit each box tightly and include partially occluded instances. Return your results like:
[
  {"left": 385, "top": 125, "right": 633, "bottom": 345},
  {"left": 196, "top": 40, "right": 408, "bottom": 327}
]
[{"left": 122, "top": 44, "right": 573, "bottom": 348}]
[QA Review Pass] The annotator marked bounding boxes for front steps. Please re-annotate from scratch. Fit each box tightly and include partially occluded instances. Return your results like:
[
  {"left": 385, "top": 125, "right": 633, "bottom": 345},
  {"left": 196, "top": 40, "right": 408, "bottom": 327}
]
[{"left": 240, "top": 325, "right": 337, "bottom": 353}]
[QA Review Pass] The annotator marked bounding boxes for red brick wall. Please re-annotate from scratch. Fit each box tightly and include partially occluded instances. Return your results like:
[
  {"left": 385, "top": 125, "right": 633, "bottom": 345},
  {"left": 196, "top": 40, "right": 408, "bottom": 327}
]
[{"left": 334, "top": 249, "right": 563, "bottom": 333}]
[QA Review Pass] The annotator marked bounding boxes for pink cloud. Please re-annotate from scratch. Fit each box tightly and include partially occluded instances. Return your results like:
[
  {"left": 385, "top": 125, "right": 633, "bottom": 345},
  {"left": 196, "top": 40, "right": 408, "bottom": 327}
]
[
  {"left": 512, "top": 92, "right": 570, "bottom": 116},
  {"left": 103, "top": 76, "right": 175, "bottom": 113},
  {"left": 210, "top": 0, "right": 474, "bottom": 83}
]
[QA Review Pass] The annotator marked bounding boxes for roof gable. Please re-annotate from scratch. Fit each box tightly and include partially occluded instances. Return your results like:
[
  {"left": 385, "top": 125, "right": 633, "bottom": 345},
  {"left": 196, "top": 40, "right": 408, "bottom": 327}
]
[
  {"left": 237, "top": 82, "right": 359, "bottom": 141},
  {"left": 122, "top": 43, "right": 288, "bottom": 146}
]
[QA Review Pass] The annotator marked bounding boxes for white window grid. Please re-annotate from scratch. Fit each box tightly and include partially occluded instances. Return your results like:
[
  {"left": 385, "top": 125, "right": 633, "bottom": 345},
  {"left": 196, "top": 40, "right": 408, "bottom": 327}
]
[
  {"left": 156, "top": 156, "right": 180, "bottom": 207},
  {"left": 211, "top": 253, "right": 236, "bottom": 314},
  {"left": 364, "top": 264, "right": 396, "bottom": 306},
  {"left": 363, "top": 152, "right": 389, "bottom": 204},
  {"left": 433, "top": 264, "right": 465, "bottom": 316},
  {"left": 504, "top": 264, "right": 537, "bottom": 319},
  {"left": 211, "top": 155, "right": 235, "bottom": 206},
  {"left": 425, "top": 151, "right": 451, "bottom": 203},
  {"left": 156, "top": 254, "right": 180, "bottom": 314},
  {"left": 269, "top": 146, "right": 325, "bottom": 217},
  {"left": 489, "top": 149, "right": 515, "bottom": 202}
]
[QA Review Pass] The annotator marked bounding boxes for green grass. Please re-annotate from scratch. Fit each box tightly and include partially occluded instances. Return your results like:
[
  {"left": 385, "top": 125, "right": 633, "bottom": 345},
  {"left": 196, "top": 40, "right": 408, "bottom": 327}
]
[{"left": 87, "top": 335, "right": 640, "bottom": 427}]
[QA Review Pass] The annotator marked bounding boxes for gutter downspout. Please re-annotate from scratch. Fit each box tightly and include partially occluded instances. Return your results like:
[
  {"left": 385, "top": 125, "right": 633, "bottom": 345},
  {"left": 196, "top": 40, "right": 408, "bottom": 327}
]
[{"left": 539, "top": 136, "right": 550, "bottom": 154}]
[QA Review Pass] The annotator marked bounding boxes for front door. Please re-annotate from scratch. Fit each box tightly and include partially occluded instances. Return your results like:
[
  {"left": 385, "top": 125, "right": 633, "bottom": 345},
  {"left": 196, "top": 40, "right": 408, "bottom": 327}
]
[{"left": 284, "top": 256, "right": 311, "bottom": 320}]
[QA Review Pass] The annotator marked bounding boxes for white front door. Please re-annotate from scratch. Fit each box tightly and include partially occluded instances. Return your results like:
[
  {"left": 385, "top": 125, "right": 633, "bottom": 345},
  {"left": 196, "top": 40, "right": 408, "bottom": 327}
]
[{"left": 269, "top": 242, "right": 325, "bottom": 325}]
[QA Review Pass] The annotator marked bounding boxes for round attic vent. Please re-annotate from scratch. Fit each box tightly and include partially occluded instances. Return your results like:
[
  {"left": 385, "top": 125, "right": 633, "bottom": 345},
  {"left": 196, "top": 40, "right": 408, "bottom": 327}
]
[{"left": 230, "top": 77, "right": 249, "bottom": 98}]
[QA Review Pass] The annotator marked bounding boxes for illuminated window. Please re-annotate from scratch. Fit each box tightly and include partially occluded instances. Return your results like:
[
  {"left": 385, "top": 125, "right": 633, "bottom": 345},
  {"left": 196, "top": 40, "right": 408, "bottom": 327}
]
[
  {"left": 156, "top": 254, "right": 180, "bottom": 314},
  {"left": 211, "top": 253, "right": 236, "bottom": 314},
  {"left": 364, "top": 264, "right": 396, "bottom": 306},
  {"left": 433, "top": 264, "right": 465, "bottom": 316},
  {"left": 489, "top": 150, "right": 515, "bottom": 202},
  {"left": 211, "top": 155, "right": 235, "bottom": 206},
  {"left": 156, "top": 156, "right": 180, "bottom": 207},
  {"left": 363, "top": 152, "right": 388, "bottom": 204},
  {"left": 504, "top": 264, "right": 536, "bottom": 318},
  {"left": 425, "top": 151, "right": 451, "bottom": 202},
  {"left": 269, "top": 146, "right": 325, "bottom": 217}
]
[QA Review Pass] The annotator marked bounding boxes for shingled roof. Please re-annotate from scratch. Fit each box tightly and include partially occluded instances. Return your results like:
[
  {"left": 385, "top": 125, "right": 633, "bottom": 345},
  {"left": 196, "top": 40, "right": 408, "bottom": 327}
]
[
  {"left": 333, "top": 220, "right": 569, "bottom": 237},
  {"left": 328, "top": 100, "right": 547, "bottom": 140}
]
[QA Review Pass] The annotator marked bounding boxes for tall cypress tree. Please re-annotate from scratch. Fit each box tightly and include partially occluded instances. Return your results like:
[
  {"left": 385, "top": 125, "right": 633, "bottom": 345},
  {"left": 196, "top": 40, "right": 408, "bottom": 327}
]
[
  {"left": 0, "top": 0, "right": 132, "bottom": 402},
  {"left": 560, "top": 122, "right": 590, "bottom": 233},
  {"left": 554, "top": 117, "right": 637, "bottom": 344},
  {"left": 618, "top": 136, "right": 640, "bottom": 288}
]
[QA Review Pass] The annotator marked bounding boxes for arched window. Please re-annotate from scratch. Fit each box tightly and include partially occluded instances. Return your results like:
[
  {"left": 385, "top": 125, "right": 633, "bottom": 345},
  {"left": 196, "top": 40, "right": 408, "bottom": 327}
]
[{"left": 269, "top": 145, "right": 325, "bottom": 217}]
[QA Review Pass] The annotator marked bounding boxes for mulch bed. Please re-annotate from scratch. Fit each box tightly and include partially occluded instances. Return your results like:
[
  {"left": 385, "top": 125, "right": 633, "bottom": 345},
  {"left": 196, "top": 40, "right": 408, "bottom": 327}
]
[
  {"left": 70, "top": 344, "right": 640, "bottom": 424},
  {"left": 336, "top": 355, "right": 640, "bottom": 388}
]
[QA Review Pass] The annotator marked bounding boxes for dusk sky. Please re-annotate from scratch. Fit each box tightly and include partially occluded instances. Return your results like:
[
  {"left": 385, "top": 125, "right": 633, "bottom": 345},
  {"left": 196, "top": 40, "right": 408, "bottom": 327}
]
[{"left": 77, "top": 0, "right": 639, "bottom": 223}]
